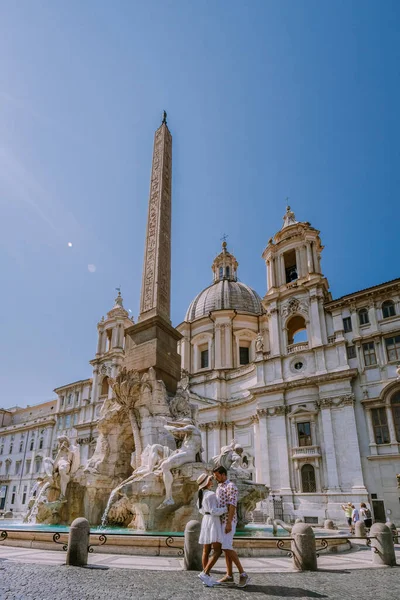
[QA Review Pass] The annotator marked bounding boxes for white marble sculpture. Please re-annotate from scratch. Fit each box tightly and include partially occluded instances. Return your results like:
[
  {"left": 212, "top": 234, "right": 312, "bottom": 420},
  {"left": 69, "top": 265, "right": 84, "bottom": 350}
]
[
  {"left": 156, "top": 419, "right": 203, "bottom": 508},
  {"left": 210, "top": 439, "right": 251, "bottom": 479},
  {"left": 44, "top": 435, "right": 81, "bottom": 500}
]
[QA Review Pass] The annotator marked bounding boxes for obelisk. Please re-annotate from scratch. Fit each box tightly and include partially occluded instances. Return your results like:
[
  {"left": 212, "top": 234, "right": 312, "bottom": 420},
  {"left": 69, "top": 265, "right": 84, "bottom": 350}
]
[
  {"left": 139, "top": 111, "right": 172, "bottom": 323},
  {"left": 124, "top": 113, "right": 181, "bottom": 393}
]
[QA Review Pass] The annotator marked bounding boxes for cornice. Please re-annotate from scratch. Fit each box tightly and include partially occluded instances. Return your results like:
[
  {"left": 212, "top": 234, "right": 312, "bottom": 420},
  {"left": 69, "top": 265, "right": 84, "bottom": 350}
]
[
  {"left": 250, "top": 368, "right": 358, "bottom": 397},
  {"left": 0, "top": 416, "right": 56, "bottom": 435},
  {"left": 325, "top": 280, "right": 400, "bottom": 311}
]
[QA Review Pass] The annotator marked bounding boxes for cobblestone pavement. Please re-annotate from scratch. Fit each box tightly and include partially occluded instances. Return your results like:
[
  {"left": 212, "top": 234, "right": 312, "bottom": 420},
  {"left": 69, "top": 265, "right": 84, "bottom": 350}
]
[{"left": 0, "top": 560, "right": 400, "bottom": 600}]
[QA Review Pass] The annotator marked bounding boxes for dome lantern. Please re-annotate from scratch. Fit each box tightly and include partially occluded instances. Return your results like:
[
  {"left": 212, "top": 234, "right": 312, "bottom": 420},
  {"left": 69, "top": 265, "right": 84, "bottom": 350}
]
[{"left": 212, "top": 241, "right": 239, "bottom": 282}]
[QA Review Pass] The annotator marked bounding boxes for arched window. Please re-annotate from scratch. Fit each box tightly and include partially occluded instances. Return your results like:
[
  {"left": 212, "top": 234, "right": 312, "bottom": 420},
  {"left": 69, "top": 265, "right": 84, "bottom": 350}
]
[
  {"left": 219, "top": 267, "right": 223, "bottom": 279},
  {"left": 225, "top": 266, "right": 230, "bottom": 278},
  {"left": 101, "top": 376, "right": 109, "bottom": 397},
  {"left": 284, "top": 250, "right": 298, "bottom": 283},
  {"left": 391, "top": 391, "right": 400, "bottom": 442},
  {"left": 382, "top": 300, "right": 396, "bottom": 319},
  {"left": 301, "top": 464, "right": 316, "bottom": 493},
  {"left": 358, "top": 308, "right": 369, "bottom": 326},
  {"left": 287, "top": 315, "right": 308, "bottom": 345}
]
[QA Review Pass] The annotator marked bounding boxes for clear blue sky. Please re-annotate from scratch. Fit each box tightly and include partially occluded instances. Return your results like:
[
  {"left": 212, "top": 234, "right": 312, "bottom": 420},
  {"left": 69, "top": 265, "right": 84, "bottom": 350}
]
[{"left": 1, "top": 1, "right": 399, "bottom": 407}]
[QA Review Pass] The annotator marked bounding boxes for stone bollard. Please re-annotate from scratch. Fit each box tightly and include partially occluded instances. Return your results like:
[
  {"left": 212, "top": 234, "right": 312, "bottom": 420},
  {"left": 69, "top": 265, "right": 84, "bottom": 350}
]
[
  {"left": 324, "top": 519, "right": 335, "bottom": 530},
  {"left": 291, "top": 523, "right": 317, "bottom": 571},
  {"left": 370, "top": 523, "right": 397, "bottom": 566},
  {"left": 355, "top": 521, "right": 366, "bottom": 538},
  {"left": 66, "top": 517, "right": 90, "bottom": 567},
  {"left": 386, "top": 522, "right": 399, "bottom": 544},
  {"left": 183, "top": 520, "right": 202, "bottom": 571}
]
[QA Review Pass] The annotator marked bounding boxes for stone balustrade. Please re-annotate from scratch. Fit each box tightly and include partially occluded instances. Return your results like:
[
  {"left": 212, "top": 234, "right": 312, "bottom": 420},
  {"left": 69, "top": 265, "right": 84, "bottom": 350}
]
[
  {"left": 287, "top": 342, "right": 309, "bottom": 354},
  {"left": 291, "top": 445, "right": 321, "bottom": 459}
]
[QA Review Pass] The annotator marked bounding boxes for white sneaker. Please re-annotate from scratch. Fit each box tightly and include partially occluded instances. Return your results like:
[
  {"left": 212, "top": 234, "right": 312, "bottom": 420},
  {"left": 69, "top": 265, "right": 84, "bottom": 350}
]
[{"left": 198, "top": 572, "right": 215, "bottom": 587}]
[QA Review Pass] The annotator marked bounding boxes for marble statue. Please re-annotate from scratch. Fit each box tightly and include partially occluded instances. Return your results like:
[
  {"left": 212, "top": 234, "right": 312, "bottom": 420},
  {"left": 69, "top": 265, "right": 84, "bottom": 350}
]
[
  {"left": 230, "top": 444, "right": 252, "bottom": 479},
  {"left": 255, "top": 333, "right": 264, "bottom": 353},
  {"left": 156, "top": 419, "right": 203, "bottom": 508},
  {"left": 210, "top": 439, "right": 251, "bottom": 479},
  {"left": 44, "top": 435, "right": 80, "bottom": 500}
]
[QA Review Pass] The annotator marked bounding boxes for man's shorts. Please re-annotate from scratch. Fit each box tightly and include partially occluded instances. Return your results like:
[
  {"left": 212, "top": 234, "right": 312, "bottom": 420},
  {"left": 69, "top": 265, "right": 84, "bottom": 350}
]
[{"left": 221, "top": 522, "right": 236, "bottom": 550}]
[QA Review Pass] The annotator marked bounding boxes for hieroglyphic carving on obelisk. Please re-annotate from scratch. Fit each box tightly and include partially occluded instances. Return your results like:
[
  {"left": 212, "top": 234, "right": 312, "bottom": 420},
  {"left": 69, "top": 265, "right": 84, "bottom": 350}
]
[{"left": 139, "top": 114, "right": 172, "bottom": 323}]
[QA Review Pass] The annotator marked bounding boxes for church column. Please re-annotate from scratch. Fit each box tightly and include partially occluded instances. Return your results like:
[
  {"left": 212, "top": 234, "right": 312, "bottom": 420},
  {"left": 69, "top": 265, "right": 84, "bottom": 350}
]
[
  {"left": 306, "top": 242, "right": 314, "bottom": 273},
  {"left": 295, "top": 248, "right": 302, "bottom": 278},
  {"left": 215, "top": 325, "right": 222, "bottom": 369},
  {"left": 111, "top": 326, "right": 119, "bottom": 348},
  {"left": 270, "top": 257, "right": 276, "bottom": 288},
  {"left": 310, "top": 295, "right": 323, "bottom": 347},
  {"left": 280, "top": 255, "right": 286, "bottom": 286},
  {"left": 269, "top": 307, "right": 281, "bottom": 356},
  {"left": 96, "top": 329, "right": 103, "bottom": 355},
  {"left": 312, "top": 243, "right": 320, "bottom": 273},
  {"left": 252, "top": 415, "right": 262, "bottom": 482},
  {"left": 257, "top": 410, "right": 271, "bottom": 488},
  {"left": 319, "top": 403, "right": 340, "bottom": 491},
  {"left": 339, "top": 398, "right": 367, "bottom": 491},
  {"left": 210, "top": 423, "right": 221, "bottom": 457},
  {"left": 267, "top": 261, "right": 272, "bottom": 290},
  {"left": 365, "top": 408, "right": 378, "bottom": 456},
  {"left": 180, "top": 336, "right": 190, "bottom": 372},
  {"left": 386, "top": 405, "right": 397, "bottom": 445},
  {"left": 368, "top": 302, "right": 378, "bottom": 333},
  {"left": 273, "top": 410, "right": 291, "bottom": 492},
  {"left": 350, "top": 306, "right": 360, "bottom": 337}
]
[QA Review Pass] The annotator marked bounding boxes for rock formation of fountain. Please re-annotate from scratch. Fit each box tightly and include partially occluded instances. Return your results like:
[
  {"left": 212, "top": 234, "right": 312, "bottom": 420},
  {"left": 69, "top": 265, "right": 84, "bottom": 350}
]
[{"left": 25, "top": 367, "right": 268, "bottom": 530}]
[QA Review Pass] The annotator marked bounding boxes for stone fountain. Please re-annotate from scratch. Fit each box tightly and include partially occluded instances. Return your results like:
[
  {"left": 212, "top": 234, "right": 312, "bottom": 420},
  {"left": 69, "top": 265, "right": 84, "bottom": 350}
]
[{"left": 24, "top": 116, "right": 268, "bottom": 531}]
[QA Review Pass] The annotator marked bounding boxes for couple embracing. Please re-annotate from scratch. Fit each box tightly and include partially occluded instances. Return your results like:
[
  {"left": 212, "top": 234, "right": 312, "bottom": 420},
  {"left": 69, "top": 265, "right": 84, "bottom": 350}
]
[{"left": 196, "top": 465, "right": 250, "bottom": 588}]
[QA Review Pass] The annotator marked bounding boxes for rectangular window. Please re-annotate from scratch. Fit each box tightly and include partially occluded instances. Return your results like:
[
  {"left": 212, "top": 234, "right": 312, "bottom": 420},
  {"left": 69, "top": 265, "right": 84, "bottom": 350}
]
[
  {"left": 15, "top": 461, "right": 21, "bottom": 475},
  {"left": 25, "top": 460, "right": 31, "bottom": 475},
  {"left": 64, "top": 414, "right": 71, "bottom": 428},
  {"left": 359, "top": 309, "right": 370, "bottom": 326},
  {"left": 200, "top": 349, "right": 209, "bottom": 369},
  {"left": 239, "top": 346, "right": 250, "bottom": 365},
  {"left": 346, "top": 345, "right": 357, "bottom": 359},
  {"left": 29, "top": 440, "right": 34, "bottom": 451},
  {"left": 75, "top": 392, "right": 79, "bottom": 404},
  {"left": 19, "top": 442, "right": 23, "bottom": 453},
  {"left": 68, "top": 393, "right": 72, "bottom": 405},
  {"left": 11, "top": 486, "right": 16, "bottom": 505},
  {"left": 22, "top": 485, "right": 27, "bottom": 505},
  {"left": 363, "top": 342, "right": 377, "bottom": 366},
  {"left": 0, "top": 445, "right": 3, "bottom": 455},
  {"left": 9, "top": 443, "right": 13, "bottom": 454},
  {"left": 385, "top": 335, "right": 400, "bottom": 362},
  {"left": 73, "top": 412, "right": 79, "bottom": 425},
  {"left": 371, "top": 407, "right": 390, "bottom": 444},
  {"left": 297, "top": 422, "right": 312, "bottom": 447},
  {"left": 343, "top": 317, "right": 352, "bottom": 333},
  {"left": 60, "top": 396, "right": 64, "bottom": 406}
]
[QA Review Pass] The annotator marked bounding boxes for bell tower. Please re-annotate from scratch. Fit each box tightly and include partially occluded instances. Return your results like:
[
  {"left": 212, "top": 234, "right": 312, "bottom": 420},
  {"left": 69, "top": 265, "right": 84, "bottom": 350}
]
[{"left": 262, "top": 206, "right": 327, "bottom": 293}]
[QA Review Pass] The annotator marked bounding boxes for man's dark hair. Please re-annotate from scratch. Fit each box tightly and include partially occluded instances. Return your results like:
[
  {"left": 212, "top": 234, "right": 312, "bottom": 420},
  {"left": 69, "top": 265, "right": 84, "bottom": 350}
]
[{"left": 212, "top": 465, "right": 227, "bottom": 476}]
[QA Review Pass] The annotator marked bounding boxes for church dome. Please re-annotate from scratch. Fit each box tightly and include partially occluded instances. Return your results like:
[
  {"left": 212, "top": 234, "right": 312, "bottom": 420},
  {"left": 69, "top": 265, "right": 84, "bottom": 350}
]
[{"left": 185, "top": 242, "right": 263, "bottom": 321}]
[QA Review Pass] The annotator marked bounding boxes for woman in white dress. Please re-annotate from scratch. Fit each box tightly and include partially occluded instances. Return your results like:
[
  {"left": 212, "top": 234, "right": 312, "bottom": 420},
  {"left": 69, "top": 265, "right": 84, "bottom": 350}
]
[{"left": 196, "top": 472, "right": 227, "bottom": 587}]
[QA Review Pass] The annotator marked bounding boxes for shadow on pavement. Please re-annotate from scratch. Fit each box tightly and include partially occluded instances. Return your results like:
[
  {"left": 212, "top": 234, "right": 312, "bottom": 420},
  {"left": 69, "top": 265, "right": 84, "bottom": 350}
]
[{"left": 239, "top": 586, "right": 328, "bottom": 597}]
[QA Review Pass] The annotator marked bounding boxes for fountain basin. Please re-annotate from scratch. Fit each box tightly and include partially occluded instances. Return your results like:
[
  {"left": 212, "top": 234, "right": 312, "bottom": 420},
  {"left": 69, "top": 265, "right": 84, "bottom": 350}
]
[{"left": 0, "top": 525, "right": 351, "bottom": 557}]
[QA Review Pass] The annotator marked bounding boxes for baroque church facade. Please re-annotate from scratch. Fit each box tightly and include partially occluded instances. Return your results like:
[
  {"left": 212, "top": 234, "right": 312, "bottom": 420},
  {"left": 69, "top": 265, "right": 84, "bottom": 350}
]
[{"left": 1, "top": 122, "right": 399, "bottom": 525}]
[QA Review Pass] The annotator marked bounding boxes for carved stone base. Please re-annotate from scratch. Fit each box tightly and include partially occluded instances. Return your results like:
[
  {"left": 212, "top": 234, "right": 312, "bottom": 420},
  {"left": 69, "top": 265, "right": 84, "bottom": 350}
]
[{"left": 124, "top": 316, "right": 182, "bottom": 394}]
